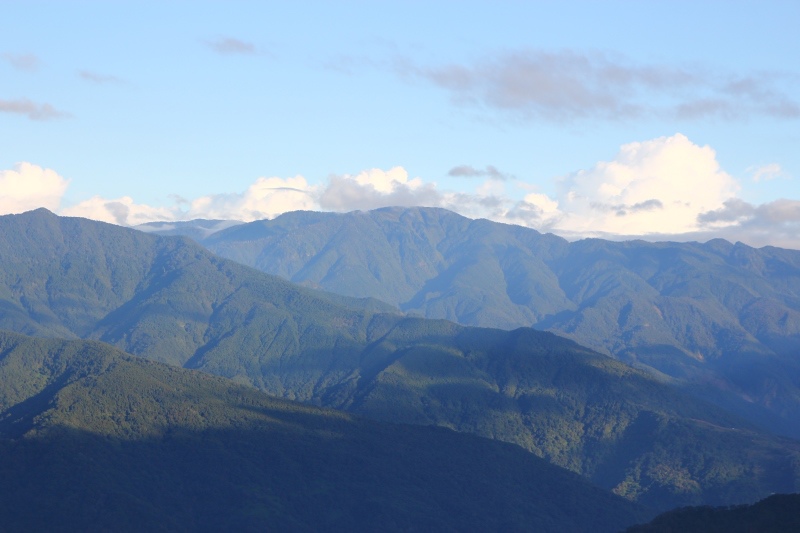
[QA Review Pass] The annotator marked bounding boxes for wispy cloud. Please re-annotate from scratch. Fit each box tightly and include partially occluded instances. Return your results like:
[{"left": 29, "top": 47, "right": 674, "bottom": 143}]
[
  {"left": 2, "top": 53, "right": 40, "bottom": 71},
  {"left": 63, "top": 195, "right": 181, "bottom": 226},
  {"left": 78, "top": 70, "right": 123, "bottom": 84},
  {"left": 405, "top": 49, "right": 800, "bottom": 122},
  {"left": 722, "top": 75, "right": 800, "bottom": 119},
  {"left": 0, "top": 98, "right": 70, "bottom": 120},
  {"left": 205, "top": 37, "right": 256, "bottom": 55},
  {"left": 448, "top": 165, "right": 510, "bottom": 181},
  {"left": 747, "top": 163, "right": 788, "bottom": 182}
]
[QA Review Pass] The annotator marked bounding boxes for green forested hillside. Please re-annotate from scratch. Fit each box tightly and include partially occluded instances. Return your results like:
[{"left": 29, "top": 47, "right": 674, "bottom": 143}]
[
  {"left": 0, "top": 330, "right": 649, "bottom": 532},
  {"left": 166, "top": 207, "right": 800, "bottom": 438},
  {"left": 2, "top": 209, "right": 800, "bottom": 510}
]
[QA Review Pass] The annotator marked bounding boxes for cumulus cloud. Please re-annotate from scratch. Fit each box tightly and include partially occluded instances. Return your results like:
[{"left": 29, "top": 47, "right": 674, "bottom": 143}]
[
  {"left": 0, "top": 136, "right": 742, "bottom": 240},
  {"left": 319, "top": 167, "right": 443, "bottom": 211},
  {"left": 448, "top": 165, "right": 509, "bottom": 181},
  {"left": 61, "top": 196, "right": 176, "bottom": 226},
  {"left": 409, "top": 49, "right": 799, "bottom": 121},
  {"left": 0, "top": 98, "right": 70, "bottom": 120},
  {"left": 6, "top": 138, "right": 799, "bottom": 250},
  {"left": 56, "top": 169, "right": 444, "bottom": 224},
  {"left": 185, "top": 176, "right": 317, "bottom": 221},
  {"left": 63, "top": 176, "right": 320, "bottom": 224},
  {"left": 206, "top": 37, "right": 256, "bottom": 55},
  {"left": 503, "top": 192, "right": 564, "bottom": 230},
  {"left": 636, "top": 198, "right": 800, "bottom": 249},
  {"left": 2, "top": 53, "right": 39, "bottom": 71},
  {"left": 491, "top": 134, "right": 799, "bottom": 249},
  {"left": 0, "top": 163, "right": 70, "bottom": 214},
  {"left": 547, "top": 133, "right": 738, "bottom": 235}
]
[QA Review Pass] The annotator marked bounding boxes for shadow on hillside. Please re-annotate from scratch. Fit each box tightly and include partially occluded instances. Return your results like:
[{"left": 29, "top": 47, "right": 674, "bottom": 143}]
[{"left": 0, "top": 417, "right": 650, "bottom": 532}]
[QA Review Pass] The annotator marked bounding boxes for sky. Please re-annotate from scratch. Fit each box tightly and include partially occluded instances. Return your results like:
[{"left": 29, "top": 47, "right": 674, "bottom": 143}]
[{"left": 2, "top": 1, "right": 799, "bottom": 249}]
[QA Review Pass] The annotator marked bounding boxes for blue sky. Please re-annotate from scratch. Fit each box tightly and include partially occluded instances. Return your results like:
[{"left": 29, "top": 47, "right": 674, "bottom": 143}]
[{"left": 2, "top": 1, "right": 799, "bottom": 248}]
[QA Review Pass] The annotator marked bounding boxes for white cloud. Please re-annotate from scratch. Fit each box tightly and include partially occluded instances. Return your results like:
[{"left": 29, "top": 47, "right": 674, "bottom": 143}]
[
  {"left": 353, "top": 167, "right": 419, "bottom": 194},
  {"left": 550, "top": 133, "right": 739, "bottom": 236},
  {"left": 4, "top": 143, "right": 798, "bottom": 250},
  {"left": 521, "top": 192, "right": 562, "bottom": 221},
  {"left": 0, "top": 162, "right": 69, "bottom": 214},
  {"left": 319, "top": 167, "right": 442, "bottom": 211},
  {"left": 60, "top": 176, "right": 317, "bottom": 225},
  {"left": 61, "top": 196, "right": 176, "bottom": 226},
  {"left": 185, "top": 176, "right": 318, "bottom": 221},
  {"left": 58, "top": 169, "right": 442, "bottom": 224}
]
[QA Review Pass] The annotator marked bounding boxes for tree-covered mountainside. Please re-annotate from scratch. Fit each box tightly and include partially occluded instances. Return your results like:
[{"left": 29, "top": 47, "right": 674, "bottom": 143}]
[
  {"left": 0, "top": 330, "right": 649, "bottom": 532},
  {"left": 169, "top": 206, "right": 800, "bottom": 438},
  {"left": 624, "top": 493, "right": 800, "bottom": 533},
  {"left": 3, "top": 209, "right": 800, "bottom": 510}
]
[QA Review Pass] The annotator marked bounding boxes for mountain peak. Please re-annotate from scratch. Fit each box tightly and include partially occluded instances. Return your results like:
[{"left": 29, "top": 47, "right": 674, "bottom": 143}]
[{"left": 6, "top": 207, "right": 58, "bottom": 218}]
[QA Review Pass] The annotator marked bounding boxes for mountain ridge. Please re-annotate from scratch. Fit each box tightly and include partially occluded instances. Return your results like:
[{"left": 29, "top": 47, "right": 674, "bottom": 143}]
[{"left": 160, "top": 206, "right": 800, "bottom": 438}]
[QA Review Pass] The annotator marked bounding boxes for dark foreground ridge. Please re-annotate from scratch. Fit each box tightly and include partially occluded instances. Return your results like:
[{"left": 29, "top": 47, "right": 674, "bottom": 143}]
[
  {"left": 624, "top": 493, "right": 800, "bottom": 533},
  {"left": 0, "top": 330, "right": 649, "bottom": 532}
]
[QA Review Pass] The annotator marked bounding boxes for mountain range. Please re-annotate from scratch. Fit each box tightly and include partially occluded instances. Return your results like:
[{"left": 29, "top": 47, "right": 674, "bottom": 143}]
[
  {"left": 138, "top": 207, "right": 800, "bottom": 438},
  {"left": 3, "top": 208, "right": 799, "bottom": 512}
]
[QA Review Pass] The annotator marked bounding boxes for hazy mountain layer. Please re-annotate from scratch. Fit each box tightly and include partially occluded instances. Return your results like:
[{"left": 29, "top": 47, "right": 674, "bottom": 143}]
[
  {"left": 2, "top": 209, "right": 800, "bottom": 510},
  {"left": 0, "top": 330, "right": 649, "bottom": 532},
  {"left": 136, "top": 218, "right": 242, "bottom": 241},
  {"left": 176, "top": 207, "right": 800, "bottom": 437}
]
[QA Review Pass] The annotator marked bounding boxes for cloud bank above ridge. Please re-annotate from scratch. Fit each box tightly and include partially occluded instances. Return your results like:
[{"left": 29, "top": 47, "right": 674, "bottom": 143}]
[{"left": 3, "top": 134, "right": 798, "bottom": 249}]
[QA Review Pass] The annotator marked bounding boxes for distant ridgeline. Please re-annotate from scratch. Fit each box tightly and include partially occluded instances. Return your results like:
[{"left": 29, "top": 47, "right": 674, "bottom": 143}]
[
  {"left": 1, "top": 208, "right": 799, "bottom": 515},
  {"left": 140, "top": 206, "right": 800, "bottom": 440}
]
